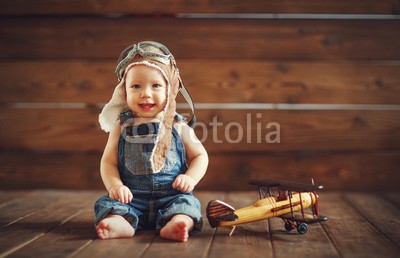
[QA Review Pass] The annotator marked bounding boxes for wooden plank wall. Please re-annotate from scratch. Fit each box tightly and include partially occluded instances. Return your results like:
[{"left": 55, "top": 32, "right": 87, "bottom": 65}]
[{"left": 0, "top": 0, "right": 399, "bottom": 191}]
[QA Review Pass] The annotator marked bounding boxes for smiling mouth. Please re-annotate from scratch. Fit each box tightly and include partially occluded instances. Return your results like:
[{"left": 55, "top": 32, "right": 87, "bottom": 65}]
[{"left": 139, "top": 103, "right": 156, "bottom": 110}]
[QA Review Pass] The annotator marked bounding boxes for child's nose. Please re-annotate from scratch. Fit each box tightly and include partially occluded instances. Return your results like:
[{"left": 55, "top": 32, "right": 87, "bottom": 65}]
[{"left": 141, "top": 87, "right": 152, "bottom": 98}]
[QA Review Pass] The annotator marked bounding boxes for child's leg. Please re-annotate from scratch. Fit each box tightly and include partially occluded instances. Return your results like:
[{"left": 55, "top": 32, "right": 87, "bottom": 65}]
[
  {"left": 94, "top": 194, "right": 142, "bottom": 240},
  {"left": 96, "top": 214, "right": 135, "bottom": 240},
  {"left": 159, "top": 214, "right": 194, "bottom": 242}
]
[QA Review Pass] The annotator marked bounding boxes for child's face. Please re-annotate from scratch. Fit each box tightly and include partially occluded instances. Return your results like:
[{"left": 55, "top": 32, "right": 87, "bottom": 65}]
[{"left": 125, "top": 65, "right": 167, "bottom": 119}]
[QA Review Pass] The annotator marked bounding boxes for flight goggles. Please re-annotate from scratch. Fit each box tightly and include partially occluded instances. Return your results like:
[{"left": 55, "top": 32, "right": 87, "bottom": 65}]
[{"left": 115, "top": 41, "right": 175, "bottom": 81}]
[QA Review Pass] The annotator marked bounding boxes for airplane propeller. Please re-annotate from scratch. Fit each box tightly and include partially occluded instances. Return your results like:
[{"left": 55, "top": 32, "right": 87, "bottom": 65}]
[{"left": 311, "top": 178, "right": 320, "bottom": 217}]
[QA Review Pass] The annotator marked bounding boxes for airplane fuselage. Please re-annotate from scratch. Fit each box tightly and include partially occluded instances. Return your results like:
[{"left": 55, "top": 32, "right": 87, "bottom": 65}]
[{"left": 219, "top": 192, "right": 317, "bottom": 227}]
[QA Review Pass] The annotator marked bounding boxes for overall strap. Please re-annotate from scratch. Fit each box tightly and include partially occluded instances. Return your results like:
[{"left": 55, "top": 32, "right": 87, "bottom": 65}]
[{"left": 119, "top": 110, "right": 134, "bottom": 124}]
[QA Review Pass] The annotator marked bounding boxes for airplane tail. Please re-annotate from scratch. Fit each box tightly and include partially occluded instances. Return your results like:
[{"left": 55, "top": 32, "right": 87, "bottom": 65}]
[{"left": 206, "top": 200, "right": 237, "bottom": 228}]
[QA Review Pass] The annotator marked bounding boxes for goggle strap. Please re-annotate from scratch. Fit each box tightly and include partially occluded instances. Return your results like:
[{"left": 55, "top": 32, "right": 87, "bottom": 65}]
[{"left": 179, "top": 79, "right": 196, "bottom": 128}]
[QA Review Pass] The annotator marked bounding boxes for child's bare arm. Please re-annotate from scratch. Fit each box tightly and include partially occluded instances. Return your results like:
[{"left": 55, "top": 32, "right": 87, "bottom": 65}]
[
  {"left": 173, "top": 123, "right": 208, "bottom": 193},
  {"left": 100, "top": 126, "right": 132, "bottom": 203}
]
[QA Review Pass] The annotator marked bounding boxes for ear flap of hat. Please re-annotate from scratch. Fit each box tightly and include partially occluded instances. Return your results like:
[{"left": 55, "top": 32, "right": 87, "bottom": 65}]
[
  {"left": 150, "top": 67, "right": 181, "bottom": 172},
  {"left": 98, "top": 79, "right": 128, "bottom": 132}
]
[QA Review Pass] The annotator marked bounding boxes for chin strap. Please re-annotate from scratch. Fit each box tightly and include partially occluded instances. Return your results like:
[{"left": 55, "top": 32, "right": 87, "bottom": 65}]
[{"left": 179, "top": 79, "right": 196, "bottom": 128}]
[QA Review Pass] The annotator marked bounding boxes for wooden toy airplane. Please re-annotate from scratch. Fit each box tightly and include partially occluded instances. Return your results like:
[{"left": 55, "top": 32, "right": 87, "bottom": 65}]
[{"left": 206, "top": 178, "right": 328, "bottom": 235}]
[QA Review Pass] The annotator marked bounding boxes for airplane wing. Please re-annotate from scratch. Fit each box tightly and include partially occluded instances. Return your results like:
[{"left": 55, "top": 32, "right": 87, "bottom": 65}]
[{"left": 248, "top": 178, "right": 323, "bottom": 192}]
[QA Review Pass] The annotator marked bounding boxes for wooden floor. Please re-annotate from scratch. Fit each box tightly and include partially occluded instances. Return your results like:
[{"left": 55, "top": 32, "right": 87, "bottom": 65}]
[{"left": 0, "top": 190, "right": 399, "bottom": 258}]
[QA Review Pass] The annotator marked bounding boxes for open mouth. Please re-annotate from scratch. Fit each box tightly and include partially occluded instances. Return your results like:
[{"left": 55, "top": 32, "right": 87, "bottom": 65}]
[{"left": 139, "top": 103, "right": 156, "bottom": 111}]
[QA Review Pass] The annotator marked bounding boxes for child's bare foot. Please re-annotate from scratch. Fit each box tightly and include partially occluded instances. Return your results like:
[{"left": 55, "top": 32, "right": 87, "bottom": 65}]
[
  {"left": 160, "top": 215, "right": 194, "bottom": 242},
  {"left": 96, "top": 214, "right": 135, "bottom": 240}
]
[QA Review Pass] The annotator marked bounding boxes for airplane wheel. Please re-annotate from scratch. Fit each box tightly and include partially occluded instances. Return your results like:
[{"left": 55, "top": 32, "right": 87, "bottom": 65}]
[
  {"left": 297, "top": 223, "right": 308, "bottom": 234},
  {"left": 284, "top": 222, "right": 293, "bottom": 231}
]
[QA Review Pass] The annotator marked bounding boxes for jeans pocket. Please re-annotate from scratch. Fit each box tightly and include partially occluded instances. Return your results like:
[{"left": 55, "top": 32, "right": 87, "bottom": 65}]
[{"left": 124, "top": 141, "right": 151, "bottom": 175}]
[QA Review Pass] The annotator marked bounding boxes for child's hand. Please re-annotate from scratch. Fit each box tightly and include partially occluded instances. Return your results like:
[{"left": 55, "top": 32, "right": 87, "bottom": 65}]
[
  {"left": 108, "top": 185, "right": 133, "bottom": 204},
  {"left": 172, "top": 174, "right": 195, "bottom": 193}
]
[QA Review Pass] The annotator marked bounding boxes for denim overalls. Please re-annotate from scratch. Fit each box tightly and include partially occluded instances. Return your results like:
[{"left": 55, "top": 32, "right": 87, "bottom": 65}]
[{"left": 94, "top": 111, "right": 203, "bottom": 232}]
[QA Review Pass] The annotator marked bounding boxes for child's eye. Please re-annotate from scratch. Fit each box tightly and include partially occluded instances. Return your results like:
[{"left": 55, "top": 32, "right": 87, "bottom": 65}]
[
  {"left": 131, "top": 84, "right": 141, "bottom": 89},
  {"left": 152, "top": 84, "right": 162, "bottom": 88}
]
